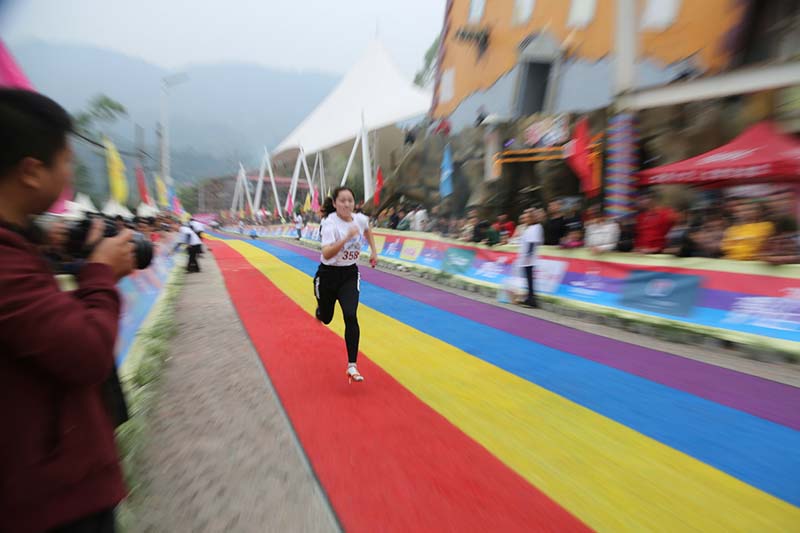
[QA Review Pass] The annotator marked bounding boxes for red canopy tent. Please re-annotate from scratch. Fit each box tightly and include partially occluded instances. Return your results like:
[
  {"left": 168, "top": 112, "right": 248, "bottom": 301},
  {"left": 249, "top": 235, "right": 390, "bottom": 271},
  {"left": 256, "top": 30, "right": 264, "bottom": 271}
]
[{"left": 639, "top": 121, "right": 800, "bottom": 186}]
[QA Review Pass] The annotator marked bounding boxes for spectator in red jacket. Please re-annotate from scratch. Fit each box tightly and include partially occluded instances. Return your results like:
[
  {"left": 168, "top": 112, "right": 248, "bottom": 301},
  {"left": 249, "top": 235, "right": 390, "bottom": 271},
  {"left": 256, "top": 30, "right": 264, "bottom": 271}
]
[
  {"left": 634, "top": 191, "right": 676, "bottom": 254},
  {"left": 0, "top": 89, "right": 135, "bottom": 533},
  {"left": 492, "top": 213, "right": 516, "bottom": 241}
]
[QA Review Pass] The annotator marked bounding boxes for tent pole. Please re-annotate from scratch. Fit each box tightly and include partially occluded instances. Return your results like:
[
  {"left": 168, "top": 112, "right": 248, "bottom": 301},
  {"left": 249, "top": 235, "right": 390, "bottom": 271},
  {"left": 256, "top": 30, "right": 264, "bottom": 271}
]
[
  {"left": 241, "top": 163, "right": 255, "bottom": 215},
  {"left": 286, "top": 151, "right": 302, "bottom": 213},
  {"left": 264, "top": 148, "right": 282, "bottom": 222},
  {"left": 361, "top": 118, "right": 373, "bottom": 202},
  {"left": 311, "top": 153, "right": 319, "bottom": 187},
  {"left": 319, "top": 153, "right": 326, "bottom": 198},
  {"left": 341, "top": 132, "right": 361, "bottom": 187},
  {"left": 254, "top": 151, "right": 266, "bottom": 212},
  {"left": 300, "top": 148, "right": 314, "bottom": 192},
  {"left": 231, "top": 166, "right": 241, "bottom": 213}
]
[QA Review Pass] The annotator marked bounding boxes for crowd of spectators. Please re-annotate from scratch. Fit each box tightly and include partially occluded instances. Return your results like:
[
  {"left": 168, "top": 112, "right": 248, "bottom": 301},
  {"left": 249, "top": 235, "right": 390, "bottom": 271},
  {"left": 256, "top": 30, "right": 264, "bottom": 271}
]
[{"left": 372, "top": 188, "right": 799, "bottom": 265}]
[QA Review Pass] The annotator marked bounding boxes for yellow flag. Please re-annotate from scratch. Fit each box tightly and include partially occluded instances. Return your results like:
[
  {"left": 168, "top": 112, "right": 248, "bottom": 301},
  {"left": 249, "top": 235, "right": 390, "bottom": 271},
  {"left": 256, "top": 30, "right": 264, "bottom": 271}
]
[
  {"left": 155, "top": 174, "right": 168, "bottom": 207},
  {"left": 103, "top": 137, "right": 128, "bottom": 204},
  {"left": 303, "top": 192, "right": 311, "bottom": 212}
]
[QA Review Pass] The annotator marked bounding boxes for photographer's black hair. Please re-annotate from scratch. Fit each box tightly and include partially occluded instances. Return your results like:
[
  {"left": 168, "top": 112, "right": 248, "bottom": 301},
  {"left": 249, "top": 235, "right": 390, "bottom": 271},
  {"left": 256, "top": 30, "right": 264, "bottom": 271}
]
[
  {"left": 0, "top": 89, "right": 73, "bottom": 179},
  {"left": 321, "top": 186, "right": 355, "bottom": 218}
]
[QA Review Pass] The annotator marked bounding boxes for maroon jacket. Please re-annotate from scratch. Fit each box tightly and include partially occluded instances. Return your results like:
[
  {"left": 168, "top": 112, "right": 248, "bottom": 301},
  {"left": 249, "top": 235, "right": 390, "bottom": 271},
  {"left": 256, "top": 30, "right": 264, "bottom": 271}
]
[{"left": 0, "top": 226, "right": 126, "bottom": 532}]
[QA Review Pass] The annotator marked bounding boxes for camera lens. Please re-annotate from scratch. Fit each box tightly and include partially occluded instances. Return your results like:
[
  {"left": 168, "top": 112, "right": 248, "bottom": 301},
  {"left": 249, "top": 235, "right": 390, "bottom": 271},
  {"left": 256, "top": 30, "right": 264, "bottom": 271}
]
[{"left": 131, "top": 233, "right": 154, "bottom": 270}]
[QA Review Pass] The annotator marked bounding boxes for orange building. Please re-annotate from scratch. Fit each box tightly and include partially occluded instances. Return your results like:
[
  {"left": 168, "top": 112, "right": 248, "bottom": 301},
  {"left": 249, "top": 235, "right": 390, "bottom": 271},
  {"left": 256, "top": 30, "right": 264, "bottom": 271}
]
[{"left": 432, "top": 0, "right": 750, "bottom": 128}]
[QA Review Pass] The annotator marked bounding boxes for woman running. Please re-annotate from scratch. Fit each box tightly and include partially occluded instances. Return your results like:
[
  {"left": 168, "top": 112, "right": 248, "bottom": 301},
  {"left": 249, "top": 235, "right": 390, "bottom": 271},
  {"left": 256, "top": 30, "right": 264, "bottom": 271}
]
[{"left": 314, "top": 186, "right": 379, "bottom": 383}]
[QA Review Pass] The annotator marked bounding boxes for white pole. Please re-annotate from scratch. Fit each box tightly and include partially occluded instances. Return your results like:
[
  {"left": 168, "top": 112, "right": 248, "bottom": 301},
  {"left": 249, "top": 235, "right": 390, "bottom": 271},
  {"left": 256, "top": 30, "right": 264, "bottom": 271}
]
[
  {"left": 361, "top": 119, "right": 374, "bottom": 202},
  {"left": 311, "top": 153, "right": 319, "bottom": 187},
  {"left": 160, "top": 84, "right": 170, "bottom": 187},
  {"left": 231, "top": 166, "right": 241, "bottom": 213},
  {"left": 241, "top": 163, "right": 255, "bottom": 214},
  {"left": 301, "top": 149, "right": 314, "bottom": 192},
  {"left": 254, "top": 151, "right": 266, "bottom": 211},
  {"left": 265, "top": 148, "right": 282, "bottom": 219},
  {"left": 319, "top": 153, "right": 326, "bottom": 198},
  {"left": 341, "top": 132, "right": 361, "bottom": 187},
  {"left": 614, "top": 0, "right": 637, "bottom": 96},
  {"left": 286, "top": 152, "right": 302, "bottom": 213}
]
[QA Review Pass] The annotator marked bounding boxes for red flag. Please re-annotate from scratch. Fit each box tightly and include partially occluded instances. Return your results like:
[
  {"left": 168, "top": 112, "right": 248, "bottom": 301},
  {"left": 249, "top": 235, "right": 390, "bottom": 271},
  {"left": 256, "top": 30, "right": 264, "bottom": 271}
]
[
  {"left": 286, "top": 195, "right": 294, "bottom": 216},
  {"left": 274, "top": 206, "right": 280, "bottom": 218},
  {"left": 566, "top": 118, "right": 598, "bottom": 198},
  {"left": 374, "top": 166, "right": 384, "bottom": 206},
  {"left": 135, "top": 165, "right": 152, "bottom": 205}
]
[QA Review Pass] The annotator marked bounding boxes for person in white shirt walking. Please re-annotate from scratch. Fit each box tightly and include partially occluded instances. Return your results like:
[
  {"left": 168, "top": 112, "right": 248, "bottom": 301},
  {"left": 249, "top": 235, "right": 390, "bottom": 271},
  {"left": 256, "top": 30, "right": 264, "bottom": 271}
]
[
  {"left": 315, "top": 186, "right": 379, "bottom": 383},
  {"left": 177, "top": 222, "right": 203, "bottom": 273},
  {"left": 189, "top": 218, "right": 208, "bottom": 253},
  {"left": 294, "top": 212, "right": 304, "bottom": 240},
  {"left": 518, "top": 207, "right": 544, "bottom": 308}
]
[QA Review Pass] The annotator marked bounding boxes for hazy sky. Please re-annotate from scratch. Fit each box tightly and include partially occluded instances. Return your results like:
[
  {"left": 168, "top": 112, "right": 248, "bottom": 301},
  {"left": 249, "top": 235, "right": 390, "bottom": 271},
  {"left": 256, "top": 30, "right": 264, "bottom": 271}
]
[{"left": 1, "top": 0, "right": 445, "bottom": 76}]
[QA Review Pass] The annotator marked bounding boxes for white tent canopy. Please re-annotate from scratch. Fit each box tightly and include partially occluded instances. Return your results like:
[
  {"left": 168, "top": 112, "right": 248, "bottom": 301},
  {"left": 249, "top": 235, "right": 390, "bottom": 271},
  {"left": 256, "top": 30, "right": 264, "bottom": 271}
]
[
  {"left": 275, "top": 40, "right": 431, "bottom": 156},
  {"left": 102, "top": 199, "right": 134, "bottom": 218},
  {"left": 136, "top": 202, "right": 160, "bottom": 217},
  {"left": 75, "top": 193, "right": 97, "bottom": 213}
]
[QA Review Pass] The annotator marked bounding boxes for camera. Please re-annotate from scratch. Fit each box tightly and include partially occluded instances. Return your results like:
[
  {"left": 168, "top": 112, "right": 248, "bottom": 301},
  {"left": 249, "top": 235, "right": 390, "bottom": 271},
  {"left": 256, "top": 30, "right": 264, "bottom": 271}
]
[{"left": 65, "top": 214, "right": 153, "bottom": 270}]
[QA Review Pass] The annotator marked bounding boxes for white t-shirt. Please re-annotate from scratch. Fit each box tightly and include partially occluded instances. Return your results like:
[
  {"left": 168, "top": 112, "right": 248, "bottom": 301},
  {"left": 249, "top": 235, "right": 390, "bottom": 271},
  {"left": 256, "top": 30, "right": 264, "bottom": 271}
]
[
  {"left": 294, "top": 214, "right": 304, "bottom": 229},
  {"left": 320, "top": 212, "right": 370, "bottom": 266},
  {"left": 179, "top": 225, "right": 202, "bottom": 246},
  {"left": 585, "top": 221, "right": 620, "bottom": 251},
  {"left": 518, "top": 223, "right": 544, "bottom": 267},
  {"left": 189, "top": 220, "right": 205, "bottom": 234},
  {"left": 412, "top": 209, "right": 428, "bottom": 232}
]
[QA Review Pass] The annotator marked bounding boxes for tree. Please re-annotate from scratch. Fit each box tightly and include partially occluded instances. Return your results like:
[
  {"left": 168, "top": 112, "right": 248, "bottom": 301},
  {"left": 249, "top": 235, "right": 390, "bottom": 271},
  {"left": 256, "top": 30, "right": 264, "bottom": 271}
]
[
  {"left": 73, "top": 95, "right": 127, "bottom": 136},
  {"left": 177, "top": 183, "right": 199, "bottom": 214},
  {"left": 71, "top": 95, "right": 128, "bottom": 201},
  {"left": 414, "top": 36, "right": 441, "bottom": 88}
]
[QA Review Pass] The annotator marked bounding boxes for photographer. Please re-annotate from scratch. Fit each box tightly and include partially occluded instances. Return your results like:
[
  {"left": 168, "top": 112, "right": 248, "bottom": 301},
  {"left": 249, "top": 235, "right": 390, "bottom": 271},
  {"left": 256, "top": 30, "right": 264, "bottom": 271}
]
[{"left": 0, "top": 89, "right": 134, "bottom": 532}]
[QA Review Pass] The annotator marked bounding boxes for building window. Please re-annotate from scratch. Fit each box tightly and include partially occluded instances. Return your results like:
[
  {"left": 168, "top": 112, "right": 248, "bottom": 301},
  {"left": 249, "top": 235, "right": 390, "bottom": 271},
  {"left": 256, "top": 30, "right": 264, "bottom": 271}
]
[
  {"left": 641, "top": 0, "right": 682, "bottom": 30},
  {"left": 440, "top": 68, "right": 455, "bottom": 104},
  {"left": 513, "top": 0, "right": 536, "bottom": 25},
  {"left": 468, "top": 0, "right": 486, "bottom": 24},
  {"left": 567, "top": 0, "right": 597, "bottom": 29}
]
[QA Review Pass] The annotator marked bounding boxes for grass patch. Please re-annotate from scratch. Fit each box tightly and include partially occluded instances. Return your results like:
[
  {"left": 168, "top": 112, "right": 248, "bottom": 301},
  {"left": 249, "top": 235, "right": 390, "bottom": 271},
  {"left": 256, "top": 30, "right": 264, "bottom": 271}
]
[{"left": 115, "top": 268, "right": 184, "bottom": 531}]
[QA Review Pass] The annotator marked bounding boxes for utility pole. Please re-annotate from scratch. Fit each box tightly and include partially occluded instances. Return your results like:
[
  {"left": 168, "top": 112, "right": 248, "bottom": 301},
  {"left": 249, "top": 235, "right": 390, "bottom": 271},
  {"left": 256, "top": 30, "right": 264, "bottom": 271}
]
[
  {"left": 135, "top": 123, "right": 147, "bottom": 204},
  {"left": 159, "top": 73, "right": 189, "bottom": 187}
]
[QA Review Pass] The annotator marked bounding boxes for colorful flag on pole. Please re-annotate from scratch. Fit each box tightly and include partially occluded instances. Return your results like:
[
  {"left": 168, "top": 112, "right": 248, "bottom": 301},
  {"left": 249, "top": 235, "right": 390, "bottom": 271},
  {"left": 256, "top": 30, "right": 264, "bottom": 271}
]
[
  {"left": 303, "top": 192, "right": 311, "bottom": 212},
  {"left": 440, "top": 144, "right": 453, "bottom": 198},
  {"left": 311, "top": 187, "right": 320, "bottom": 212},
  {"left": 566, "top": 117, "right": 599, "bottom": 198},
  {"left": 135, "top": 165, "right": 152, "bottom": 205},
  {"left": 155, "top": 174, "right": 168, "bottom": 207},
  {"left": 374, "top": 166, "right": 384, "bottom": 206},
  {"left": 104, "top": 137, "right": 128, "bottom": 205},
  {"left": 0, "top": 39, "right": 33, "bottom": 90}
]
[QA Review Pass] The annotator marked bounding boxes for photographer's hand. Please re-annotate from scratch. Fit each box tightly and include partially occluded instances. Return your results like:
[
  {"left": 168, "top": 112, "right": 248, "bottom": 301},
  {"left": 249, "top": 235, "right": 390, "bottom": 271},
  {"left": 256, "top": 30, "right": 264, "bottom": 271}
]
[
  {"left": 85, "top": 218, "right": 105, "bottom": 248},
  {"left": 88, "top": 230, "right": 135, "bottom": 280}
]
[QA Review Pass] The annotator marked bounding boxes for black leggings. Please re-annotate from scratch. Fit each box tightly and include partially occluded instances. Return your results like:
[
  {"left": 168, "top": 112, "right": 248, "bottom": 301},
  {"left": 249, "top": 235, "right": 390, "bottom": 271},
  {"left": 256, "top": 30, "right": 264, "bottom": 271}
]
[{"left": 314, "top": 264, "right": 360, "bottom": 363}]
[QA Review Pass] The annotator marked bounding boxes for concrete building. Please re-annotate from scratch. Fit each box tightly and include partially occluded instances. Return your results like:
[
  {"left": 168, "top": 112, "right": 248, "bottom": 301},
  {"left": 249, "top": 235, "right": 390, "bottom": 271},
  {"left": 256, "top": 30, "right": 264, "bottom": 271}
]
[{"left": 432, "top": 0, "right": 755, "bottom": 130}]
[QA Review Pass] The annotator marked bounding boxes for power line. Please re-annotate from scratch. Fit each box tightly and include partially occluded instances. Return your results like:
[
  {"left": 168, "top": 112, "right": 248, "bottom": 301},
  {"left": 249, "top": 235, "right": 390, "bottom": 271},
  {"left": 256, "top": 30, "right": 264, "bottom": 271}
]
[{"left": 72, "top": 131, "right": 158, "bottom": 162}]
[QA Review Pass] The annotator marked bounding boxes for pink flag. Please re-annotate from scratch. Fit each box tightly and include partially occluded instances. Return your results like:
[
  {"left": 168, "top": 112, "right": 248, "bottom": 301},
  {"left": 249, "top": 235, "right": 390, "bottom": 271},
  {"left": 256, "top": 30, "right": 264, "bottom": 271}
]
[
  {"left": 311, "top": 187, "right": 320, "bottom": 212},
  {"left": 48, "top": 186, "right": 73, "bottom": 215},
  {"left": 0, "top": 39, "right": 33, "bottom": 90}
]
